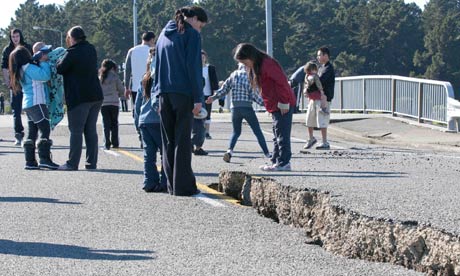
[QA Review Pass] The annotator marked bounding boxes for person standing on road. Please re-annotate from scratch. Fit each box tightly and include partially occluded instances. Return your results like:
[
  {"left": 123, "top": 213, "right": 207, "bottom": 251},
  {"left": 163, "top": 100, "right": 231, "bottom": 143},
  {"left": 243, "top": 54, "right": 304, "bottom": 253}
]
[
  {"left": 2, "top": 29, "right": 32, "bottom": 146},
  {"left": 234, "top": 43, "right": 296, "bottom": 172},
  {"left": 206, "top": 63, "right": 270, "bottom": 163},
  {"left": 201, "top": 50, "right": 219, "bottom": 139},
  {"left": 0, "top": 93, "right": 4, "bottom": 114},
  {"left": 124, "top": 31, "right": 155, "bottom": 148},
  {"left": 289, "top": 65, "right": 305, "bottom": 113},
  {"left": 134, "top": 47, "right": 167, "bottom": 193},
  {"left": 56, "top": 26, "right": 103, "bottom": 171},
  {"left": 312, "top": 46, "right": 335, "bottom": 150},
  {"left": 155, "top": 6, "right": 208, "bottom": 196},
  {"left": 8, "top": 44, "right": 59, "bottom": 170},
  {"left": 99, "top": 59, "right": 124, "bottom": 150}
]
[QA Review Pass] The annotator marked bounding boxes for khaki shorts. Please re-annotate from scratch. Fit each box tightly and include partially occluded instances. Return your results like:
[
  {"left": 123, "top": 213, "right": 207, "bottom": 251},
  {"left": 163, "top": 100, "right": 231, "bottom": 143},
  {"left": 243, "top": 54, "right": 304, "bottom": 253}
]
[{"left": 306, "top": 100, "right": 330, "bottom": 128}]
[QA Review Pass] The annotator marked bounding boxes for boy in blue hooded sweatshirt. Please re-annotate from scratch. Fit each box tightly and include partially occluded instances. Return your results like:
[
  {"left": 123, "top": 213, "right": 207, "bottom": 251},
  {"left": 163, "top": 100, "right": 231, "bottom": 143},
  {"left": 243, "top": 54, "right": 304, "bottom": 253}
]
[
  {"left": 135, "top": 47, "right": 167, "bottom": 193},
  {"left": 154, "top": 6, "right": 208, "bottom": 196},
  {"left": 8, "top": 44, "right": 59, "bottom": 170}
]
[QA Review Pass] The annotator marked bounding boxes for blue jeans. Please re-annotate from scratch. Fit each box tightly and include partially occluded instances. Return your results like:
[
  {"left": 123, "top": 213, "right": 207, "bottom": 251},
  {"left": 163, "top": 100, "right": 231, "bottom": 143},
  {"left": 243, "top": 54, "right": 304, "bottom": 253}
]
[
  {"left": 140, "top": 123, "right": 166, "bottom": 189},
  {"left": 66, "top": 101, "right": 102, "bottom": 169},
  {"left": 271, "top": 107, "right": 293, "bottom": 166},
  {"left": 230, "top": 107, "right": 269, "bottom": 155},
  {"left": 11, "top": 91, "right": 24, "bottom": 136},
  {"left": 191, "top": 118, "right": 205, "bottom": 148}
]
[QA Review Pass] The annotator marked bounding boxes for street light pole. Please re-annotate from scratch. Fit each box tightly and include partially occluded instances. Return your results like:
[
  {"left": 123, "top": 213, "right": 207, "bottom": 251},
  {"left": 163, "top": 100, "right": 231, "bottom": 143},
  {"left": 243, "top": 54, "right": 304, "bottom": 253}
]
[
  {"left": 33, "top": 26, "right": 63, "bottom": 47},
  {"left": 265, "top": 0, "right": 273, "bottom": 57},
  {"left": 133, "top": 0, "right": 138, "bottom": 47}
]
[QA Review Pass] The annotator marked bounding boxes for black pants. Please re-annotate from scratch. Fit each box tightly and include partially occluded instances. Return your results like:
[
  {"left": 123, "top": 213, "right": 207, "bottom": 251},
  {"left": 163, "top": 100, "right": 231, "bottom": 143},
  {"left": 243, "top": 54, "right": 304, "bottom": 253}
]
[
  {"left": 11, "top": 91, "right": 24, "bottom": 136},
  {"left": 101, "top": 105, "right": 120, "bottom": 148},
  {"left": 160, "top": 94, "right": 198, "bottom": 196},
  {"left": 120, "top": 99, "right": 128, "bottom": 112}
]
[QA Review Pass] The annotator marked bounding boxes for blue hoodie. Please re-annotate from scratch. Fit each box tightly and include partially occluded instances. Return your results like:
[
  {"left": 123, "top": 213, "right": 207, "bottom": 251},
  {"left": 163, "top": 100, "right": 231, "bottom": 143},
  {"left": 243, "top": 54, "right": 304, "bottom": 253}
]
[{"left": 154, "top": 20, "right": 204, "bottom": 104}]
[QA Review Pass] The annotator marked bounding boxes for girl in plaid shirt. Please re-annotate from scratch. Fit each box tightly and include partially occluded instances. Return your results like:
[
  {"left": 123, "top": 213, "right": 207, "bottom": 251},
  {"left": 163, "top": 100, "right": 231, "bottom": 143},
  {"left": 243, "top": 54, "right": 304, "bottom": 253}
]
[{"left": 206, "top": 64, "right": 270, "bottom": 163}]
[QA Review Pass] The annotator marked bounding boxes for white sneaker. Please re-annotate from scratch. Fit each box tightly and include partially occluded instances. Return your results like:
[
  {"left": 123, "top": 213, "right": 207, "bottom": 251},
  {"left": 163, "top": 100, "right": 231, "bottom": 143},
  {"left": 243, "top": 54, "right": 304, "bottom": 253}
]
[
  {"left": 316, "top": 142, "right": 330, "bottom": 150},
  {"left": 303, "top": 137, "right": 317, "bottom": 149},
  {"left": 260, "top": 163, "right": 291, "bottom": 171}
]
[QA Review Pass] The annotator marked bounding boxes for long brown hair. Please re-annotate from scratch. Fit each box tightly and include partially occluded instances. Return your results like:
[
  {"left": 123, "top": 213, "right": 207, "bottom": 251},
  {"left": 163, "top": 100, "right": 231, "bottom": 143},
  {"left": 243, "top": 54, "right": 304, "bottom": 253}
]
[
  {"left": 8, "top": 46, "right": 32, "bottom": 93},
  {"left": 175, "top": 6, "right": 208, "bottom": 33},
  {"left": 99, "top": 59, "right": 117, "bottom": 84},
  {"left": 233, "top": 43, "right": 268, "bottom": 89},
  {"left": 141, "top": 47, "right": 156, "bottom": 99}
]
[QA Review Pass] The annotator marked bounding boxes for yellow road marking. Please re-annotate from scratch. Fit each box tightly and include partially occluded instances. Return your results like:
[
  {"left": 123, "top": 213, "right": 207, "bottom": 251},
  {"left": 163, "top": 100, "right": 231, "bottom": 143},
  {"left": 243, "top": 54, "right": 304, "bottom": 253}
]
[{"left": 114, "top": 148, "right": 242, "bottom": 206}]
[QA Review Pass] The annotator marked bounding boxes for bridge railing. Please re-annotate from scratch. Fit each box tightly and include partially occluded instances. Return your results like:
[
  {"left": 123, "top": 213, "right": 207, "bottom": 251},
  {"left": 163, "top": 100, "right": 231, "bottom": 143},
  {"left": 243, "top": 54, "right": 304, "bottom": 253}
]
[{"left": 297, "top": 75, "right": 458, "bottom": 131}]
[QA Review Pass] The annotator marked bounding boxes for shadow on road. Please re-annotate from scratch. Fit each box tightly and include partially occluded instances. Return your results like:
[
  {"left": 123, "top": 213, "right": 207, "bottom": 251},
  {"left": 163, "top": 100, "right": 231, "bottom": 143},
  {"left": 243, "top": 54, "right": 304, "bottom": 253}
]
[
  {"left": 0, "top": 197, "right": 81, "bottom": 205},
  {"left": 0, "top": 239, "right": 154, "bottom": 260}
]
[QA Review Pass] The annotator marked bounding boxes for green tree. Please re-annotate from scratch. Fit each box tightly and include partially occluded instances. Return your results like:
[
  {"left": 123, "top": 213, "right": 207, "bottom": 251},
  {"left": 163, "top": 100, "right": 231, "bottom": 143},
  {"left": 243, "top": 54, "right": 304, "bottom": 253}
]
[{"left": 414, "top": 0, "right": 460, "bottom": 94}]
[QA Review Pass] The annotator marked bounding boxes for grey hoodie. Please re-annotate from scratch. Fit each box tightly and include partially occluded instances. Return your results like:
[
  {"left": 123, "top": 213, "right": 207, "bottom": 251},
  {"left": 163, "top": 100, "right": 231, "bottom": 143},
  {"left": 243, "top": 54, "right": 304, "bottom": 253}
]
[{"left": 100, "top": 70, "right": 124, "bottom": 106}]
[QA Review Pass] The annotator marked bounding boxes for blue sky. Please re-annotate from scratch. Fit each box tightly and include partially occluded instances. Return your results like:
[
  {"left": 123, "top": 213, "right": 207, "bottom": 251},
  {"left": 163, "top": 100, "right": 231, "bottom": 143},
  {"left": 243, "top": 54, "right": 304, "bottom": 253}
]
[{"left": 1, "top": 0, "right": 429, "bottom": 30}]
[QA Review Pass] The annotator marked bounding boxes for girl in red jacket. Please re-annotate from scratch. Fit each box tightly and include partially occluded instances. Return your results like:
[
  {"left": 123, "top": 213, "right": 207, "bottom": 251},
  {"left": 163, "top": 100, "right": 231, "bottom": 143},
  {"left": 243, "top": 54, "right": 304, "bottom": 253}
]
[{"left": 233, "top": 43, "right": 295, "bottom": 171}]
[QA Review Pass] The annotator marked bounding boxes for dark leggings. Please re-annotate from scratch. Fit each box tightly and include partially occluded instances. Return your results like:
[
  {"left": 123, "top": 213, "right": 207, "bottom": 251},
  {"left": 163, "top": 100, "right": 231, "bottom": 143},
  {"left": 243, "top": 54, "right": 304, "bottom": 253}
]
[{"left": 26, "top": 117, "right": 50, "bottom": 142}]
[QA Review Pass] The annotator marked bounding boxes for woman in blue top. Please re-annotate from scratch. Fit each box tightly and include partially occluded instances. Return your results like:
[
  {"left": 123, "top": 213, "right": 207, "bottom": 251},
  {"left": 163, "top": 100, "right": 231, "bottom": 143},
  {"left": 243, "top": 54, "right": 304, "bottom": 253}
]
[
  {"left": 154, "top": 6, "right": 208, "bottom": 196},
  {"left": 8, "top": 45, "right": 59, "bottom": 170}
]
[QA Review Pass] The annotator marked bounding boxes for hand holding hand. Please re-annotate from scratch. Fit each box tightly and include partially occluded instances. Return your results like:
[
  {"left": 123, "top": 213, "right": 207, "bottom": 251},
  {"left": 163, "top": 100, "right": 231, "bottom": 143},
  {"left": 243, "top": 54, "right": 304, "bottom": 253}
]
[
  {"left": 124, "top": 89, "right": 132, "bottom": 100},
  {"left": 205, "top": 96, "right": 213, "bottom": 104}
]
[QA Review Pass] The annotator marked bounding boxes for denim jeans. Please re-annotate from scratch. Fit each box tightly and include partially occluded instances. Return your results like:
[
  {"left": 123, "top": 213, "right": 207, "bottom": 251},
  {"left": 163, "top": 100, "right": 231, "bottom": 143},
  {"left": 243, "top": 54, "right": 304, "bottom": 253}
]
[
  {"left": 11, "top": 90, "right": 24, "bottom": 136},
  {"left": 270, "top": 107, "right": 293, "bottom": 166},
  {"left": 66, "top": 101, "right": 102, "bottom": 169},
  {"left": 140, "top": 123, "right": 166, "bottom": 189},
  {"left": 101, "top": 105, "right": 120, "bottom": 148},
  {"left": 191, "top": 118, "right": 205, "bottom": 148},
  {"left": 230, "top": 107, "right": 269, "bottom": 155}
]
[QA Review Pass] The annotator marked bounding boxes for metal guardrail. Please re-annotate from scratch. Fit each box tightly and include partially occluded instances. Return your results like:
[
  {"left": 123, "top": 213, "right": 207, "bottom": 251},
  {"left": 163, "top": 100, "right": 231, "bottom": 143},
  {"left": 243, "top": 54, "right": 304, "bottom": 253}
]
[
  {"left": 230, "top": 75, "right": 459, "bottom": 132},
  {"left": 299, "top": 75, "right": 459, "bottom": 132}
]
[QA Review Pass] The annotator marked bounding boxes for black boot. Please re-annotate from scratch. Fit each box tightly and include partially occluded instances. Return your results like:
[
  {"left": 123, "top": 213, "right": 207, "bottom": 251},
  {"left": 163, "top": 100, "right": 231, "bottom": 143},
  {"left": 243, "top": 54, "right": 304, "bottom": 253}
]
[
  {"left": 37, "top": 139, "right": 59, "bottom": 170},
  {"left": 23, "top": 139, "right": 39, "bottom": 170}
]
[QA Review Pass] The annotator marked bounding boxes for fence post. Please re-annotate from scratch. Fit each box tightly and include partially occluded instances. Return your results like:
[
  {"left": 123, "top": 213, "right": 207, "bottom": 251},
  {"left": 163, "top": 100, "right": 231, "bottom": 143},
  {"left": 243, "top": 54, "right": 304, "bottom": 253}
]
[
  {"left": 418, "top": 82, "right": 423, "bottom": 123},
  {"left": 362, "top": 79, "right": 366, "bottom": 114},
  {"left": 391, "top": 78, "right": 396, "bottom": 116},
  {"left": 340, "top": 80, "right": 343, "bottom": 113}
]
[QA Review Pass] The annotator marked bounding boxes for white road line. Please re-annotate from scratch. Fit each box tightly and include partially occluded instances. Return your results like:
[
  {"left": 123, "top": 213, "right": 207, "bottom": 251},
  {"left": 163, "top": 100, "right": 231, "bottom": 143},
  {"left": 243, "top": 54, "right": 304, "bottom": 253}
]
[
  {"left": 193, "top": 193, "right": 226, "bottom": 207},
  {"left": 102, "top": 149, "right": 120, "bottom": 157}
]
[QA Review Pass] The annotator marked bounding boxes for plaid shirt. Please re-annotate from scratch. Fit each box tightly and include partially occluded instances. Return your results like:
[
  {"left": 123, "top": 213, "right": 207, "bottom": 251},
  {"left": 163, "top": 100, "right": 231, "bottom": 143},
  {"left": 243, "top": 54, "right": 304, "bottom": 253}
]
[{"left": 211, "top": 68, "right": 264, "bottom": 106}]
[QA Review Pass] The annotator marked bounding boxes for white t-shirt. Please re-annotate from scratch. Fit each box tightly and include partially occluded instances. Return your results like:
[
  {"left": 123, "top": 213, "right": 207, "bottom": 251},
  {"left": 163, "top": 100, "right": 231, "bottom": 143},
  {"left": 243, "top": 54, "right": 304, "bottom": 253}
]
[
  {"left": 202, "top": 65, "right": 212, "bottom": 96},
  {"left": 128, "top": 44, "right": 150, "bottom": 92}
]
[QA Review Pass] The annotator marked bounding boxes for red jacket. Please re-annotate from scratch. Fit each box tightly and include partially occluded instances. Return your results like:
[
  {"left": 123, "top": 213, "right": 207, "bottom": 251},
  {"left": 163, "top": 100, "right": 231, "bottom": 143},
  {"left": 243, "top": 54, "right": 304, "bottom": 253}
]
[{"left": 259, "top": 57, "right": 296, "bottom": 113}]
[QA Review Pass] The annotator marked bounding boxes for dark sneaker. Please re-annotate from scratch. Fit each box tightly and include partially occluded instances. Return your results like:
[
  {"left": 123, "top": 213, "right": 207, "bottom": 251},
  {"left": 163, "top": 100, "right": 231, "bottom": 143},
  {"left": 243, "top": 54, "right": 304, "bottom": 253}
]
[
  {"left": 143, "top": 185, "right": 167, "bottom": 193},
  {"left": 303, "top": 137, "right": 317, "bottom": 149},
  {"left": 205, "top": 133, "right": 212, "bottom": 139},
  {"left": 194, "top": 148, "right": 208, "bottom": 156},
  {"left": 223, "top": 152, "right": 232, "bottom": 163},
  {"left": 58, "top": 163, "right": 78, "bottom": 171},
  {"left": 316, "top": 142, "right": 330, "bottom": 150},
  {"left": 39, "top": 160, "right": 59, "bottom": 170},
  {"left": 25, "top": 161, "right": 40, "bottom": 170}
]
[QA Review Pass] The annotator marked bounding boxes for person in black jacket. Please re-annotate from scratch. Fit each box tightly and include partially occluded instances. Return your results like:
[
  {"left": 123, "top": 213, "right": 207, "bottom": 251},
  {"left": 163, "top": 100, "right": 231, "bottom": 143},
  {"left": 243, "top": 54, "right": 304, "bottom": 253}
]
[
  {"left": 56, "top": 26, "right": 103, "bottom": 170},
  {"left": 1, "top": 29, "right": 32, "bottom": 145},
  {"left": 315, "top": 46, "right": 335, "bottom": 150}
]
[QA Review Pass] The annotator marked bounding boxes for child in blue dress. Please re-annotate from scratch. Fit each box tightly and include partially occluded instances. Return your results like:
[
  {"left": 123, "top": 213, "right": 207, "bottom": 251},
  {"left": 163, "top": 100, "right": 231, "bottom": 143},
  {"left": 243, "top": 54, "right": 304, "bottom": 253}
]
[
  {"left": 134, "top": 47, "right": 166, "bottom": 192},
  {"left": 9, "top": 44, "right": 59, "bottom": 170}
]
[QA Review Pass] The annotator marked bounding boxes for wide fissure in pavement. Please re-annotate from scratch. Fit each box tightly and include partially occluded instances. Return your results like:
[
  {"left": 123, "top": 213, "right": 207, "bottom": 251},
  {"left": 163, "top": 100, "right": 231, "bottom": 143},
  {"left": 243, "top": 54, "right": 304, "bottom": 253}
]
[{"left": 216, "top": 170, "right": 460, "bottom": 276}]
